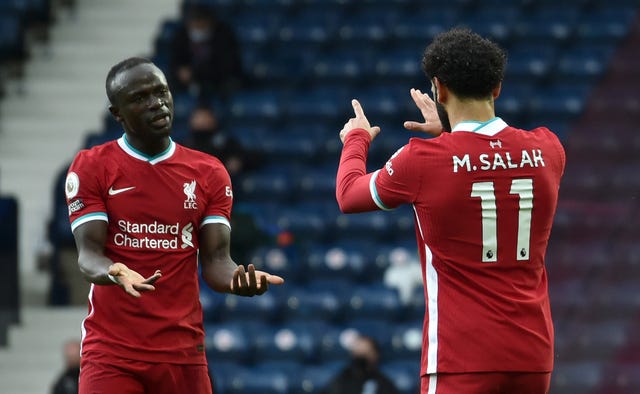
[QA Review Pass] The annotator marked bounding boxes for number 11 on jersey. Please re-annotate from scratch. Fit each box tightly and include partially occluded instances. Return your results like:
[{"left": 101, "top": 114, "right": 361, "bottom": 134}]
[{"left": 470, "top": 178, "right": 533, "bottom": 263}]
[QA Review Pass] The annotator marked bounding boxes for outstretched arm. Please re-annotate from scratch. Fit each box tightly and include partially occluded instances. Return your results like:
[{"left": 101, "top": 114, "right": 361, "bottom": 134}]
[
  {"left": 73, "top": 220, "right": 161, "bottom": 297},
  {"left": 199, "top": 223, "right": 284, "bottom": 296}
]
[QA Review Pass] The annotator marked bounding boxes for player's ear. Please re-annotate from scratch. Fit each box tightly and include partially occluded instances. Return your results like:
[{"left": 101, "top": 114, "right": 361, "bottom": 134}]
[
  {"left": 109, "top": 105, "right": 123, "bottom": 123},
  {"left": 492, "top": 82, "right": 502, "bottom": 100},
  {"left": 433, "top": 77, "right": 448, "bottom": 104}
]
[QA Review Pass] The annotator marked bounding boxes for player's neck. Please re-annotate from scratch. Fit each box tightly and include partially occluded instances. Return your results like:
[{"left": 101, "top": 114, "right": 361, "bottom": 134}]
[
  {"left": 124, "top": 133, "right": 171, "bottom": 157},
  {"left": 447, "top": 97, "right": 496, "bottom": 129}
]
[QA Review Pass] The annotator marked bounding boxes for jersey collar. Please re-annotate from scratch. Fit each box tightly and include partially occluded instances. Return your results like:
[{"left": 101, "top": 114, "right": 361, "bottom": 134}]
[
  {"left": 451, "top": 117, "right": 508, "bottom": 136},
  {"left": 117, "top": 134, "right": 176, "bottom": 165}
]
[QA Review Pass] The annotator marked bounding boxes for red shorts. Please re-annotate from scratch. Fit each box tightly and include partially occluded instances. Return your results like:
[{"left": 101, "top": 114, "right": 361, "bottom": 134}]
[
  {"left": 79, "top": 356, "right": 213, "bottom": 394},
  {"left": 421, "top": 372, "right": 551, "bottom": 394}
]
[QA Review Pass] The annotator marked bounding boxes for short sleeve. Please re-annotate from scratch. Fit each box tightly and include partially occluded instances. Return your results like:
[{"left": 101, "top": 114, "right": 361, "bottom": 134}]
[
  {"left": 66, "top": 150, "right": 108, "bottom": 232},
  {"left": 201, "top": 159, "right": 233, "bottom": 229}
]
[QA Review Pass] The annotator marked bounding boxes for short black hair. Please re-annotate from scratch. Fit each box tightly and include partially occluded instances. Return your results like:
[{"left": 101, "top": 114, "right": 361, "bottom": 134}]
[
  {"left": 105, "top": 57, "right": 154, "bottom": 104},
  {"left": 421, "top": 27, "right": 506, "bottom": 99}
]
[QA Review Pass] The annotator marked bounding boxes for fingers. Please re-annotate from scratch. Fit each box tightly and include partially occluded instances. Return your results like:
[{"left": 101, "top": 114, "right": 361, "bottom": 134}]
[
  {"left": 352, "top": 99, "right": 365, "bottom": 119},
  {"left": 142, "top": 270, "right": 162, "bottom": 285},
  {"left": 404, "top": 121, "right": 427, "bottom": 131}
]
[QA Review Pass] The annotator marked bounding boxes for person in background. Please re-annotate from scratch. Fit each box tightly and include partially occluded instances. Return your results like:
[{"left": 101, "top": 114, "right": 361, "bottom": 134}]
[
  {"left": 169, "top": 4, "right": 244, "bottom": 101},
  {"left": 321, "top": 334, "right": 400, "bottom": 394},
  {"left": 50, "top": 339, "right": 80, "bottom": 394},
  {"left": 383, "top": 246, "right": 423, "bottom": 306},
  {"left": 65, "top": 57, "right": 283, "bottom": 394},
  {"left": 184, "top": 104, "right": 261, "bottom": 180},
  {"left": 336, "top": 27, "right": 565, "bottom": 393}
]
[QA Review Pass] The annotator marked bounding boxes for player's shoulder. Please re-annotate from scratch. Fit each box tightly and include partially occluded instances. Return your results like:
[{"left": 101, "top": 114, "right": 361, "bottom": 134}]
[
  {"left": 175, "top": 143, "right": 226, "bottom": 169},
  {"left": 71, "top": 140, "right": 119, "bottom": 165}
]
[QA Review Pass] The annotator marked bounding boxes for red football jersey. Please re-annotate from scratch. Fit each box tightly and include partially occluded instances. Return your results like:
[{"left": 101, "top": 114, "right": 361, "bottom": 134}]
[
  {"left": 65, "top": 135, "right": 233, "bottom": 364},
  {"left": 337, "top": 118, "right": 565, "bottom": 375}
]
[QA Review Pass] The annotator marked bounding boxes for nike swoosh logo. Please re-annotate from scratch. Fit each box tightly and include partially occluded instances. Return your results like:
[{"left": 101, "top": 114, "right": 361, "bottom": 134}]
[{"left": 108, "top": 186, "right": 136, "bottom": 196}]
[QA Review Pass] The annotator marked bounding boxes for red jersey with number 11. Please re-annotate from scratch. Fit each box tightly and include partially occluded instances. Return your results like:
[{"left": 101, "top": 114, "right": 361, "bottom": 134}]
[{"left": 336, "top": 118, "right": 565, "bottom": 375}]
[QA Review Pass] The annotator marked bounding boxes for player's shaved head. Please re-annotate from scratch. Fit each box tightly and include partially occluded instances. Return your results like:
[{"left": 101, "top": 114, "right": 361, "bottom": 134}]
[
  {"left": 106, "top": 57, "right": 156, "bottom": 104},
  {"left": 421, "top": 27, "right": 506, "bottom": 99}
]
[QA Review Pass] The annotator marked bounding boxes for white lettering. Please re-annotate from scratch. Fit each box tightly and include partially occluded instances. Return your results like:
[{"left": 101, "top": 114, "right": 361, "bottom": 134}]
[
  {"left": 453, "top": 154, "right": 471, "bottom": 173},
  {"left": 532, "top": 149, "right": 545, "bottom": 167},
  {"left": 451, "top": 149, "right": 546, "bottom": 173},
  {"left": 479, "top": 154, "right": 491, "bottom": 170},
  {"left": 505, "top": 152, "right": 518, "bottom": 169},
  {"left": 521, "top": 150, "right": 534, "bottom": 168},
  {"left": 492, "top": 153, "right": 507, "bottom": 170}
]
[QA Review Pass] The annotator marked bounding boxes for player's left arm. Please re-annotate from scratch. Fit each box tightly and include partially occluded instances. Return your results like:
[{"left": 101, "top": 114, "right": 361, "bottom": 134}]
[
  {"left": 336, "top": 99, "right": 417, "bottom": 212},
  {"left": 199, "top": 223, "right": 284, "bottom": 296},
  {"left": 198, "top": 161, "right": 283, "bottom": 296}
]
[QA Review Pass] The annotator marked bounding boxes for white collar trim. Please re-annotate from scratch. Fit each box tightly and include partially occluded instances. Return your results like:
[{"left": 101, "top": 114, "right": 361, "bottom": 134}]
[
  {"left": 451, "top": 117, "right": 508, "bottom": 136},
  {"left": 117, "top": 134, "right": 176, "bottom": 165}
]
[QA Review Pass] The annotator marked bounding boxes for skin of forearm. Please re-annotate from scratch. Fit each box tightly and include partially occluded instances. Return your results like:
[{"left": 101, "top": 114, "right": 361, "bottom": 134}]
[
  {"left": 77, "top": 249, "right": 116, "bottom": 285},
  {"left": 201, "top": 254, "right": 238, "bottom": 293}
]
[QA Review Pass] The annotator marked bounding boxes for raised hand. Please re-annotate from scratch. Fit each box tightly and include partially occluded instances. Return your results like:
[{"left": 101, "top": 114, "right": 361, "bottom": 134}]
[
  {"left": 108, "top": 262, "right": 162, "bottom": 298},
  {"left": 404, "top": 88, "right": 443, "bottom": 137},
  {"left": 340, "top": 99, "right": 381, "bottom": 143},
  {"left": 230, "top": 264, "right": 285, "bottom": 297}
]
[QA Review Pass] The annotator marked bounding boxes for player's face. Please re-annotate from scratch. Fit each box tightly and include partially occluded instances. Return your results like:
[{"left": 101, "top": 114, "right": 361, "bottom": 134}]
[
  {"left": 431, "top": 80, "right": 452, "bottom": 132},
  {"left": 111, "top": 63, "right": 174, "bottom": 140}
]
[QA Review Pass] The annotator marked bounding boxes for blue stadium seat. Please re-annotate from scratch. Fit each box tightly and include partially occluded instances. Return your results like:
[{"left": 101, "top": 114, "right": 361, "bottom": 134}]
[
  {"left": 252, "top": 323, "right": 318, "bottom": 363},
  {"left": 238, "top": 164, "right": 295, "bottom": 203},
  {"left": 512, "top": 5, "right": 580, "bottom": 44},
  {"left": 284, "top": 87, "right": 348, "bottom": 122},
  {"left": 208, "top": 360, "right": 246, "bottom": 393},
  {"left": 505, "top": 44, "right": 557, "bottom": 83},
  {"left": 336, "top": 6, "right": 402, "bottom": 44},
  {"left": 392, "top": 8, "right": 457, "bottom": 46},
  {"left": 204, "top": 321, "right": 253, "bottom": 363},
  {"left": 295, "top": 165, "right": 338, "bottom": 201},
  {"left": 248, "top": 245, "right": 301, "bottom": 283},
  {"left": 283, "top": 284, "right": 344, "bottom": 322},
  {"left": 575, "top": 5, "right": 638, "bottom": 44},
  {"left": 550, "top": 361, "right": 604, "bottom": 394},
  {"left": 463, "top": 5, "right": 521, "bottom": 45},
  {"left": 381, "top": 360, "right": 421, "bottom": 394},
  {"left": 234, "top": 10, "right": 280, "bottom": 45},
  {"left": 228, "top": 90, "right": 283, "bottom": 124},
  {"left": 292, "top": 362, "right": 346, "bottom": 394},
  {"left": 344, "top": 284, "right": 403, "bottom": 321},
  {"left": 199, "top": 277, "right": 225, "bottom": 322},
  {"left": 527, "top": 84, "right": 590, "bottom": 122},
  {"left": 219, "top": 288, "right": 283, "bottom": 323},
  {"left": 390, "top": 321, "right": 423, "bottom": 360},
  {"left": 224, "top": 364, "right": 291, "bottom": 394},
  {"left": 304, "top": 241, "right": 374, "bottom": 282},
  {"left": 311, "top": 48, "right": 375, "bottom": 85},
  {"left": 555, "top": 44, "right": 615, "bottom": 83}
]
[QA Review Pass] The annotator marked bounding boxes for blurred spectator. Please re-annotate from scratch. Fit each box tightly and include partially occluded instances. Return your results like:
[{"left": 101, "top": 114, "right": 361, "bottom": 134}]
[
  {"left": 50, "top": 339, "right": 80, "bottom": 394},
  {"left": 183, "top": 104, "right": 261, "bottom": 180},
  {"left": 169, "top": 4, "right": 245, "bottom": 101},
  {"left": 383, "top": 247, "right": 423, "bottom": 305},
  {"left": 320, "top": 334, "right": 400, "bottom": 394}
]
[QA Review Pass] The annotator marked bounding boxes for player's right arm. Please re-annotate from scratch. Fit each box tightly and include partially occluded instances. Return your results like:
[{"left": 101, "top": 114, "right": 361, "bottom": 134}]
[{"left": 72, "top": 220, "right": 161, "bottom": 297}]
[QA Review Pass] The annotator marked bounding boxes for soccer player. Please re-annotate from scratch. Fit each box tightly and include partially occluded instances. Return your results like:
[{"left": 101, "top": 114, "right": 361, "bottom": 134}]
[
  {"left": 336, "top": 28, "right": 565, "bottom": 394},
  {"left": 65, "top": 57, "right": 284, "bottom": 394}
]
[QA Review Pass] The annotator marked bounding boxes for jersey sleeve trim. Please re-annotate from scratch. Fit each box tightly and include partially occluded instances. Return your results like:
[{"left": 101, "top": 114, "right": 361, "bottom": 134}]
[
  {"left": 71, "top": 212, "right": 108, "bottom": 232},
  {"left": 370, "top": 170, "right": 392, "bottom": 211},
  {"left": 201, "top": 215, "right": 231, "bottom": 230}
]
